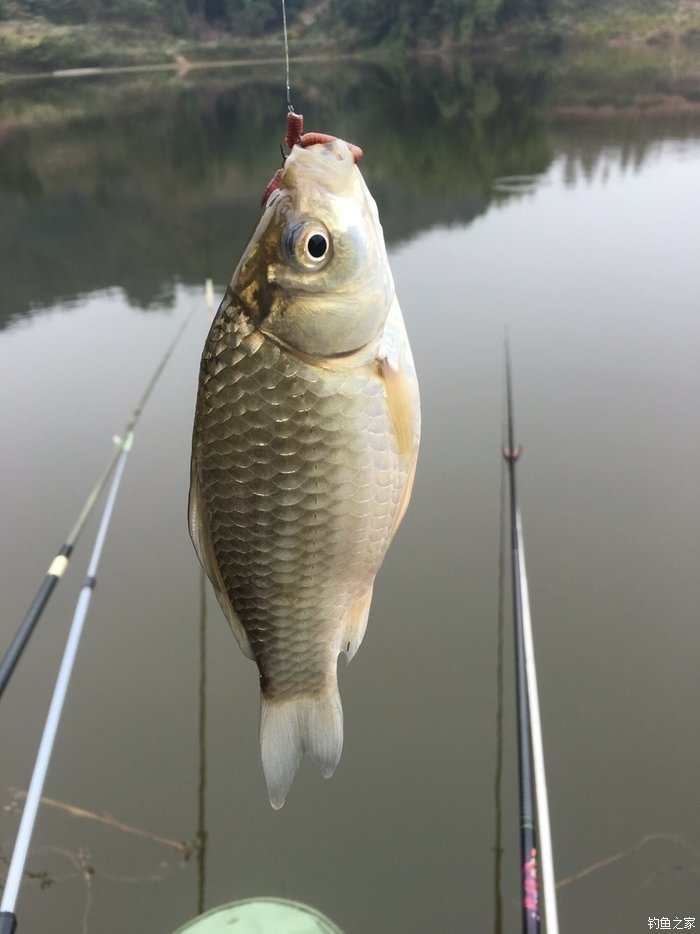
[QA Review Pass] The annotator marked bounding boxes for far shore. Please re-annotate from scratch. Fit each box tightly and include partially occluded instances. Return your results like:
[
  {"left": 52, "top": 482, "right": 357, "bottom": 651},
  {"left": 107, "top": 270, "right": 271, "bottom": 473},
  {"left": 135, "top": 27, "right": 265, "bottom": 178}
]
[{"left": 2, "top": 6, "right": 700, "bottom": 81}]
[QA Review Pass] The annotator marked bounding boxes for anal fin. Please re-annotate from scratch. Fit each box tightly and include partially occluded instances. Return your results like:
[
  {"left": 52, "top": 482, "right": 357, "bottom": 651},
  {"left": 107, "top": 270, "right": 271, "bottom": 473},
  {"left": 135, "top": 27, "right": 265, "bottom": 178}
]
[{"left": 339, "top": 587, "right": 374, "bottom": 662}]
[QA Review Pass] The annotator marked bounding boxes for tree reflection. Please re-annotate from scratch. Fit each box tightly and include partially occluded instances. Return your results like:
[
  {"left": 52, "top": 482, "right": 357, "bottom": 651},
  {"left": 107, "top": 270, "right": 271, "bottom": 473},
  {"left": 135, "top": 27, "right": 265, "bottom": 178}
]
[{"left": 1, "top": 51, "right": 699, "bottom": 328}]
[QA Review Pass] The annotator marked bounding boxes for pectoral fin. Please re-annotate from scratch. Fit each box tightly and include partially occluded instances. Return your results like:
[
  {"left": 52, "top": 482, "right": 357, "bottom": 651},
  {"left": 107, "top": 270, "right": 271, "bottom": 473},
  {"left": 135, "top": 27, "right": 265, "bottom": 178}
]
[
  {"left": 188, "top": 465, "right": 254, "bottom": 659},
  {"left": 377, "top": 354, "right": 420, "bottom": 537},
  {"left": 391, "top": 453, "right": 418, "bottom": 538},
  {"left": 378, "top": 356, "right": 416, "bottom": 463}
]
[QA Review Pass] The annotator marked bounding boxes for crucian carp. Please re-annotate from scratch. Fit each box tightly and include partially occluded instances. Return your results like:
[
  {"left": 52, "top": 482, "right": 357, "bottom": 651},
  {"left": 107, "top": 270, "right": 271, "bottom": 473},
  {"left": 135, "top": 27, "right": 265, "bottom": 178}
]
[{"left": 189, "top": 114, "right": 420, "bottom": 809}]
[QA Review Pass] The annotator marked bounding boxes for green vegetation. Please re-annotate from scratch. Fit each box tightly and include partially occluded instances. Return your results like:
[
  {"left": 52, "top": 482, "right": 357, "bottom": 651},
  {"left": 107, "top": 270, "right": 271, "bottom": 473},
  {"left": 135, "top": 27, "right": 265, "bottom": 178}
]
[
  {"left": 328, "top": 0, "right": 539, "bottom": 47},
  {"left": 0, "top": 0, "right": 317, "bottom": 73},
  {"left": 329, "top": 0, "right": 700, "bottom": 50},
  {"left": 0, "top": 0, "right": 302, "bottom": 33},
  {"left": 1, "top": 0, "right": 700, "bottom": 74}
]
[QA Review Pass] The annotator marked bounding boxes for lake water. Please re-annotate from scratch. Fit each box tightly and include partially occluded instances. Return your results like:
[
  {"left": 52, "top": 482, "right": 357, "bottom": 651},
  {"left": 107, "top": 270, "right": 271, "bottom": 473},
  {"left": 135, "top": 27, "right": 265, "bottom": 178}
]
[{"left": 1, "top": 48, "right": 699, "bottom": 934}]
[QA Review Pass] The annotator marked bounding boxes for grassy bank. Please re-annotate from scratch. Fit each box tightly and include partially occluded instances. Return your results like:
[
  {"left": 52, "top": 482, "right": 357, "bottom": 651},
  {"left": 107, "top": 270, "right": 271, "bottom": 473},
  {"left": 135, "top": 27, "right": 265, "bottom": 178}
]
[
  {"left": 0, "top": 18, "right": 336, "bottom": 78},
  {"left": 1, "top": 3, "right": 700, "bottom": 78},
  {"left": 557, "top": 0, "right": 700, "bottom": 46},
  {"left": 456, "top": 1, "right": 700, "bottom": 53}
]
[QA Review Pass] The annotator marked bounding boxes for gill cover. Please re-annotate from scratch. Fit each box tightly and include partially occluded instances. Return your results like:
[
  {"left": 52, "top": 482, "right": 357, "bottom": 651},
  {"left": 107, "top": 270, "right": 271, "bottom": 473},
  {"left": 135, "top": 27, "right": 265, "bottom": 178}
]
[{"left": 256, "top": 140, "right": 395, "bottom": 358}]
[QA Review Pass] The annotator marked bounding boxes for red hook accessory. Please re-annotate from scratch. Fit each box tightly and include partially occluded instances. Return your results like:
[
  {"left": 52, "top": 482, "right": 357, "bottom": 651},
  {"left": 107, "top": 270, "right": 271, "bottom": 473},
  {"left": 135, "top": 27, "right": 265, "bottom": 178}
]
[
  {"left": 262, "top": 111, "right": 363, "bottom": 205},
  {"left": 284, "top": 111, "right": 305, "bottom": 149},
  {"left": 296, "top": 131, "right": 363, "bottom": 162},
  {"left": 261, "top": 168, "right": 284, "bottom": 208}
]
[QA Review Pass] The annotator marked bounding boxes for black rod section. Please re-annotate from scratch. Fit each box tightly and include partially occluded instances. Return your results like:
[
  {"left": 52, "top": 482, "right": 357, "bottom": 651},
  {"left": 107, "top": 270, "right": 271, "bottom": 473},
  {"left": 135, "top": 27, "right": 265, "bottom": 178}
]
[
  {"left": 0, "top": 566, "right": 63, "bottom": 699},
  {"left": 503, "top": 341, "right": 540, "bottom": 933}
]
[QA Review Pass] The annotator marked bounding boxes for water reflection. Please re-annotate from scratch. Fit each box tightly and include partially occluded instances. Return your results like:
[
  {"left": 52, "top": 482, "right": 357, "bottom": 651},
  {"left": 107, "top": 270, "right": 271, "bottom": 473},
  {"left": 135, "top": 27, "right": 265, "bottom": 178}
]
[
  {"left": 2, "top": 46, "right": 700, "bottom": 934},
  {"left": 3, "top": 50, "right": 700, "bottom": 330}
]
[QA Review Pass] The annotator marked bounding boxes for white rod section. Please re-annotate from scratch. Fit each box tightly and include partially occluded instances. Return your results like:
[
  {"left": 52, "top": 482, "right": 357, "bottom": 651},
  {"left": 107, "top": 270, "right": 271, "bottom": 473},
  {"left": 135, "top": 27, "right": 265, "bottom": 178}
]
[
  {"left": 0, "top": 434, "right": 132, "bottom": 915},
  {"left": 516, "top": 507, "right": 559, "bottom": 934}
]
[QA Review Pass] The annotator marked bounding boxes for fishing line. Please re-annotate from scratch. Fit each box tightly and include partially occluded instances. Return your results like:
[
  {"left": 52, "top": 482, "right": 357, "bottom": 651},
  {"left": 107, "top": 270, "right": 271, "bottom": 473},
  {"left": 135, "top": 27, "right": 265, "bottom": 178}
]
[
  {"left": 281, "top": 0, "right": 293, "bottom": 111},
  {"left": 0, "top": 435, "right": 131, "bottom": 933},
  {"left": 503, "top": 341, "right": 559, "bottom": 934},
  {"left": 0, "top": 308, "right": 193, "bottom": 700}
]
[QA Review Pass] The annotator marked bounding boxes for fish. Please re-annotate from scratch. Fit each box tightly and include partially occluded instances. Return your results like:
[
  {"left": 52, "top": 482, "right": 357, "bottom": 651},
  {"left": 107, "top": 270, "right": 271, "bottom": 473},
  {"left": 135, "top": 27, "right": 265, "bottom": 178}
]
[{"left": 188, "top": 119, "right": 420, "bottom": 809}]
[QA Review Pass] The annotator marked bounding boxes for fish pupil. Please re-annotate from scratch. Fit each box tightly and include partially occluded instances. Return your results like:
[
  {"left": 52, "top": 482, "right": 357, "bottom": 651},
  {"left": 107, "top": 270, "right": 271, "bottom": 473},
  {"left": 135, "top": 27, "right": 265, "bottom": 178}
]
[{"left": 307, "top": 233, "right": 327, "bottom": 259}]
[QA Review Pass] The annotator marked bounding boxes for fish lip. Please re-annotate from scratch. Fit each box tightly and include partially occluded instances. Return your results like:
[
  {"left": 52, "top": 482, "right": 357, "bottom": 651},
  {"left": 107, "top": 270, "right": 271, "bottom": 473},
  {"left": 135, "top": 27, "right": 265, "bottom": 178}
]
[{"left": 258, "top": 326, "right": 372, "bottom": 364}]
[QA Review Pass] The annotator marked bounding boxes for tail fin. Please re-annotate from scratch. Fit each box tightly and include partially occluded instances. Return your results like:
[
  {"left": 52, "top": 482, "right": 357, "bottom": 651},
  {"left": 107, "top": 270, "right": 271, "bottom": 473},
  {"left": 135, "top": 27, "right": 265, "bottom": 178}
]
[{"left": 260, "top": 688, "right": 343, "bottom": 809}]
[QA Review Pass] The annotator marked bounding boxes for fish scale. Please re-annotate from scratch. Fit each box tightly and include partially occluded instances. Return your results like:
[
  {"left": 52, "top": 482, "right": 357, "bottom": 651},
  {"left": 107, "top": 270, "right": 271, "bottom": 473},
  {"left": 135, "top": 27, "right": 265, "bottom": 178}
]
[{"left": 194, "top": 309, "right": 404, "bottom": 698}]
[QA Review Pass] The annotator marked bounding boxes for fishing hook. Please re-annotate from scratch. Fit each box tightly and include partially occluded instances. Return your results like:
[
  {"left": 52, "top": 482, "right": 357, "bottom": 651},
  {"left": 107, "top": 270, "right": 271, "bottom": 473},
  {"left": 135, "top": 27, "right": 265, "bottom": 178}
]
[{"left": 261, "top": 112, "right": 364, "bottom": 206}]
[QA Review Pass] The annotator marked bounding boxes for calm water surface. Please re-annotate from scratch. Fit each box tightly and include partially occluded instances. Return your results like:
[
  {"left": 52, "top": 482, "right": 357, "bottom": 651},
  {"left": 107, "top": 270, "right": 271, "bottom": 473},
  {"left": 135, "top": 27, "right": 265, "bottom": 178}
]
[{"left": 1, "top": 50, "right": 699, "bottom": 934}]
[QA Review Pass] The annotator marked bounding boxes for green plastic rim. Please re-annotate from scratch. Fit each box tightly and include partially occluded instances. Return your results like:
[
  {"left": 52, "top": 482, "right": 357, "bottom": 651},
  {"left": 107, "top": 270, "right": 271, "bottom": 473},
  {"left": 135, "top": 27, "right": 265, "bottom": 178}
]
[{"left": 173, "top": 897, "right": 344, "bottom": 933}]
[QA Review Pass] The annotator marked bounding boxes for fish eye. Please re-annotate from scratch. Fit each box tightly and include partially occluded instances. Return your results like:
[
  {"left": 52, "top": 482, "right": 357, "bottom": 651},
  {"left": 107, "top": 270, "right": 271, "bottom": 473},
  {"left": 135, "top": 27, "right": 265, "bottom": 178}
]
[
  {"left": 307, "top": 233, "right": 328, "bottom": 259},
  {"left": 283, "top": 223, "right": 332, "bottom": 270}
]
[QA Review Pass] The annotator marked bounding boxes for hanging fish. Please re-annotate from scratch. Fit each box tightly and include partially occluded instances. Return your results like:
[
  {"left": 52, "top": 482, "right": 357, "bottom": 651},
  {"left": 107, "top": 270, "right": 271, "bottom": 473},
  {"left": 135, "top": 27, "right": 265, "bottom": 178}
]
[{"left": 188, "top": 114, "right": 420, "bottom": 809}]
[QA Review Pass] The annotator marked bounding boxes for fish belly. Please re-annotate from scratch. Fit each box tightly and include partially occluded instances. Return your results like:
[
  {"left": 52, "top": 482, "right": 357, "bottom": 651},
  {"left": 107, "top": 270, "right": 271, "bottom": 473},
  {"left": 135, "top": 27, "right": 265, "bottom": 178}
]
[{"left": 190, "top": 307, "right": 408, "bottom": 805}]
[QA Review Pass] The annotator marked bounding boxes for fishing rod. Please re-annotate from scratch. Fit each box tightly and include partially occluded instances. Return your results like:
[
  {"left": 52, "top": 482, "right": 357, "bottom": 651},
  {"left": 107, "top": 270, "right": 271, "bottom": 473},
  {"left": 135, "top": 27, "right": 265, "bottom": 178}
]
[
  {"left": 503, "top": 343, "right": 559, "bottom": 934},
  {"left": 0, "top": 433, "right": 132, "bottom": 934},
  {"left": 0, "top": 310, "right": 192, "bottom": 700},
  {"left": 196, "top": 568, "right": 208, "bottom": 916}
]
